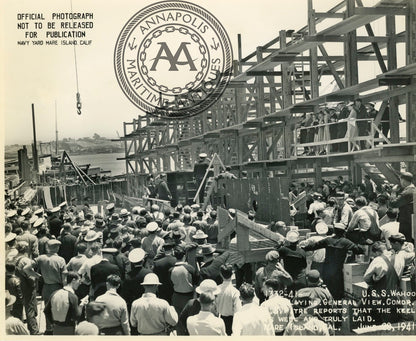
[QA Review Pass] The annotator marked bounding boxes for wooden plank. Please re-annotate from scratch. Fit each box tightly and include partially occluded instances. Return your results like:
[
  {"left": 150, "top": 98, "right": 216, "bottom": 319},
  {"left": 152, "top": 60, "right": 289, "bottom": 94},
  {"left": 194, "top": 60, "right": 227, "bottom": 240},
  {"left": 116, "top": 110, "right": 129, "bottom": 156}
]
[
  {"left": 374, "top": 162, "right": 401, "bottom": 184},
  {"left": 243, "top": 248, "right": 275, "bottom": 263},
  {"left": 236, "top": 213, "right": 250, "bottom": 252}
]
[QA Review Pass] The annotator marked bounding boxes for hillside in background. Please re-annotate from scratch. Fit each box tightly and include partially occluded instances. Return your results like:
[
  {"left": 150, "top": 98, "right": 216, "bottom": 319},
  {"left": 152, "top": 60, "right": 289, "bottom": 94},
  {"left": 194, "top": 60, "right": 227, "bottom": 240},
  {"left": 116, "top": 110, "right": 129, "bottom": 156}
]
[{"left": 5, "top": 134, "right": 123, "bottom": 159}]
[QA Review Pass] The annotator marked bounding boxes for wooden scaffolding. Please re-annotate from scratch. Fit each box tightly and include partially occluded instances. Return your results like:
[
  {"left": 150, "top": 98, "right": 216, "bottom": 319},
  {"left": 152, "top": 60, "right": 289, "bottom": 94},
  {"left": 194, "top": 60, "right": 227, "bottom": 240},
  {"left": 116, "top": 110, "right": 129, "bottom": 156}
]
[{"left": 118, "top": 0, "right": 416, "bottom": 188}]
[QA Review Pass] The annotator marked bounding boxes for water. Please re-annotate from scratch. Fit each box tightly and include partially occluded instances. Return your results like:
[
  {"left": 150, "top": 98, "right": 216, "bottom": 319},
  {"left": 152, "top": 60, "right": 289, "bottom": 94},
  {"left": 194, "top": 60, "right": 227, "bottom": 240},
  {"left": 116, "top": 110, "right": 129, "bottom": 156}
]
[{"left": 70, "top": 152, "right": 126, "bottom": 176}]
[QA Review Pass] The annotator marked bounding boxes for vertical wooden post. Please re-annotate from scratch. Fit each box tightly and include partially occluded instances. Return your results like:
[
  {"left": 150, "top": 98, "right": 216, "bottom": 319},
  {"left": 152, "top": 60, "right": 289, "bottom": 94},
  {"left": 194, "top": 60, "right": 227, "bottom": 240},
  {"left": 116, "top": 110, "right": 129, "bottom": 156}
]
[
  {"left": 31, "top": 104, "right": 39, "bottom": 173},
  {"left": 344, "top": 0, "right": 358, "bottom": 87},
  {"left": 406, "top": 0, "right": 416, "bottom": 174},
  {"left": 308, "top": 0, "right": 319, "bottom": 98}
]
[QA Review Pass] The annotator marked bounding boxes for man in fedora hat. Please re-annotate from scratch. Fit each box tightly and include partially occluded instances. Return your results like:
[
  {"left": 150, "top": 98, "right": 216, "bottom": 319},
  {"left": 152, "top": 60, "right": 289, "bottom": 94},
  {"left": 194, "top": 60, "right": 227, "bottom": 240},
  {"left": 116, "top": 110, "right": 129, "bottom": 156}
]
[
  {"left": 5, "top": 290, "right": 29, "bottom": 335},
  {"left": 390, "top": 171, "right": 415, "bottom": 242},
  {"left": 142, "top": 222, "right": 165, "bottom": 265},
  {"left": 199, "top": 245, "right": 231, "bottom": 285},
  {"left": 120, "top": 248, "right": 153, "bottom": 315},
  {"left": 130, "top": 273, "right": 178, "bottom": 335}
]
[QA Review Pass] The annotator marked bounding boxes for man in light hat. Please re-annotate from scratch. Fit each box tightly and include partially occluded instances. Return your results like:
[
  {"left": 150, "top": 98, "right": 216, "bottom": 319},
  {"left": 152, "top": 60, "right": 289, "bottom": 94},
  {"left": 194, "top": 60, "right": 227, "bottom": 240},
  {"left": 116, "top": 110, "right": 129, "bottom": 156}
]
[
  {"left": 78, "top": 243, "right": 103, "bottom": 298},
  {"left": 301, "top": 222, "right": 328, "bottom": 275},
  {"left": 90, "top": 248, "right": 121, "bottom": 299},
  {"left": 177, "top": 279, "right": 220, "bottom": 335},
  {"left": 120, "top": 248, "right": 153, "bottom": 315},
  {"left": 193, "top": 153, "right": 211, "bottom": 204},
  {"left": 389, "top": 233, "right": 415, "bottom": 279},
  {"left": 130, "top": 273, "right": 178, "bottom": 335},
  {"left": 141, "top": 222, "right": 164, "bottom": 264},
  {"left": 105, "top": 203, "right": 116, "bottom": 222},
  {"left": 28, "top": 239, "right": 67, "bottom": 334},
  {"left": 390, "top": 171, "right": 415, "bottom": 242},
  {"left": 302, "top": 223, "right": 364, "bottom": 299},
  {"left": 48, "top": 206, "right": 63, "bottom": 238},
  {"left": 277, "top": 230, "right": 308, "bottom": 291},
  {"left": 6, "top": 232, "right": 18, "bottom": 262}
]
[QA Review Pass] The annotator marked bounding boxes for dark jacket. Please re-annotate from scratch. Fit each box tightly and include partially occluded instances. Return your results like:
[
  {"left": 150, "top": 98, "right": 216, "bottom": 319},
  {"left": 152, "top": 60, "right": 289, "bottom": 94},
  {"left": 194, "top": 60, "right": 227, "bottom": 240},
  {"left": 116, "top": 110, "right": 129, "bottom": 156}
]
[
  {"left": 58, "top": 232, "right": 77, "bottom": 263},
  {"left": 120, "top": 266, "right": 153, "bottom": 312},
  {"left": 199, "top": 251, "right": 231, "bottom": 285},
  {"left": 90, "top": 260, "right": 121, "bottom": 299},
  {"left": 153, "top": 255, "right": 177, "bottom": 302},
  {"left": 155, "top": 179, "right": 172, "bottom": 201}
]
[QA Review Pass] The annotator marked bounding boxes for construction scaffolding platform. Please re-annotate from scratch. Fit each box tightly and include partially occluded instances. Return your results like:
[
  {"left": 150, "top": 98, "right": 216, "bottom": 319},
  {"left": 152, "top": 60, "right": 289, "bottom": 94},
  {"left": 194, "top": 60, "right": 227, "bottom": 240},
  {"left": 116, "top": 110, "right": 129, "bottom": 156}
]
[{"left": 118, "top": 0, "right": 416, "bottom": 191}]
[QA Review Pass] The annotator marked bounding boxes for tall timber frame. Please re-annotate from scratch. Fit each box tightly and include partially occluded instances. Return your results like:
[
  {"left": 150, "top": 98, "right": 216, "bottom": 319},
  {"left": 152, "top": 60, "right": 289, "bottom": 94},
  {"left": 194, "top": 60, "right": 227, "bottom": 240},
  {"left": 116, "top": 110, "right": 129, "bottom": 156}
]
[{"left": 118, "top": 0, "right": 416, "bottom": 188}]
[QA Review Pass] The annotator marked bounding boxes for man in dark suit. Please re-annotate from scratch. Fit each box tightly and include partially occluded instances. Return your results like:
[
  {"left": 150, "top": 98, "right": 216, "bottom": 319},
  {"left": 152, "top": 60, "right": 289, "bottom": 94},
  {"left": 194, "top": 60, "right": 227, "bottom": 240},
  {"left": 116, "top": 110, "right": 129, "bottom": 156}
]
[
  {"left": 48, "top": 207, "right": 63, "bottom": 238},
  {"left": 58, "top": 223, "right": 77, "bottom": 263},
  {"left": 155, "top": 173, "right": 172, "bottom": 202},
  {"left": 390, "top": 172, "right": 415, "bottom": 242},
  {"left": 119, "top": 248, "right": 153, "bottom": 315},
  {"left": 90, "top": 249, "right": 121, "bottom": 300},
  {"left": 153, "top": 242, "right": 177, "bottom": 303},
  {"left": 199, "top": 245, "right": 231, "bottom": 285},
  {"left": 354, "top": 98, "right": 368, "bottom": 149}
]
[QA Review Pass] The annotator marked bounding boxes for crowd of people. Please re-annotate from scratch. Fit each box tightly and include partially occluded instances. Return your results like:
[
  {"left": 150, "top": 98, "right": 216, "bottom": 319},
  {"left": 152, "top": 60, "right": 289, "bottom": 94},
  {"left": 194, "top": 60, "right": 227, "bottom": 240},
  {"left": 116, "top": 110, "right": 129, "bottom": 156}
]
[
  {"left": 298, "top": 99, "right": 402, "bottom": 156},
  {"left": 4, "top": 168, "right": 416, "bottom": 336}
]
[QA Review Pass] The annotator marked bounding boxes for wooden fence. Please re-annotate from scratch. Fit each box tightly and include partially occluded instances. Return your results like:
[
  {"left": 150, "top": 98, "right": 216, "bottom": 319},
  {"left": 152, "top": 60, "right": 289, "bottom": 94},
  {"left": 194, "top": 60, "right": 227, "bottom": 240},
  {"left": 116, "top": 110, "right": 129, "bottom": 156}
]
[{"left": 213, "top": 177, "right": 290, "bottom": 224}]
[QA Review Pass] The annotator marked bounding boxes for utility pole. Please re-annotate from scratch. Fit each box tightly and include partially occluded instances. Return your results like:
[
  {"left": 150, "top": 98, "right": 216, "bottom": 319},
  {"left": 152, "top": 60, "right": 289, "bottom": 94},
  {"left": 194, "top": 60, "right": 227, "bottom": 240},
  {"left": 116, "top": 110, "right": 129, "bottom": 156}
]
[
  {"left": 31, "top": 103, "right": 39, "bottom": 172},
  {"left": 55, "top": 100, "right": 58, "bottom": 155}
]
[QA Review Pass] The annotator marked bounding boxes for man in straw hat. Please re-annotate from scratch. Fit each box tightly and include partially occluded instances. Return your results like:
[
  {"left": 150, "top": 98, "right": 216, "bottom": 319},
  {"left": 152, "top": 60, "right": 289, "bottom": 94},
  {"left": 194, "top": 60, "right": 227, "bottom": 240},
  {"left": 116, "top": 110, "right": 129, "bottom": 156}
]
[{"left": 130, "top": 273, "right": 178, "bottom": 335}]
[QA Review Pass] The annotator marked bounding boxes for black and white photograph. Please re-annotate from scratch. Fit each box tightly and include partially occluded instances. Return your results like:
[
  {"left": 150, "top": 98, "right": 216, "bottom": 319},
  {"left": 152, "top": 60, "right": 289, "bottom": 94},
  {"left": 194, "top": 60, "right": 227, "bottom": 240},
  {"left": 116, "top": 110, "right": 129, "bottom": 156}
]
[{"left": 2, "top": 0, "right": 416, "bottom": 337}]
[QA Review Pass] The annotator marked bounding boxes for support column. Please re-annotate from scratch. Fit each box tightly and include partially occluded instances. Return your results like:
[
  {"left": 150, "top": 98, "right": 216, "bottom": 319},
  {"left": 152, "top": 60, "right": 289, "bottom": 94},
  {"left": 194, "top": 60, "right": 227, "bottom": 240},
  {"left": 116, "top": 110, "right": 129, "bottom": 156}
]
[
  {"left": 407, "top": 0, "right": 416, "bottom": 174},
  {"left": 308, "top": 0, "right": 319, "bottom": 98},
  {"left": 280, "top": 30, "right": 293, "bottom": 159},
  {"left": 344, "top": 0, "right": 358, "bottom": 87}
]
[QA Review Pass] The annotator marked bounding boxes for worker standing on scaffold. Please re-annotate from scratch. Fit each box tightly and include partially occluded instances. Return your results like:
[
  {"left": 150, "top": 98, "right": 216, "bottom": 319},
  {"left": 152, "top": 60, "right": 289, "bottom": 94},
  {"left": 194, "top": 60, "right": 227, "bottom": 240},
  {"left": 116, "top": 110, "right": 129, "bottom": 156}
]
[{"left": 193, "top": 153, "right": 211, "bottom": 204}]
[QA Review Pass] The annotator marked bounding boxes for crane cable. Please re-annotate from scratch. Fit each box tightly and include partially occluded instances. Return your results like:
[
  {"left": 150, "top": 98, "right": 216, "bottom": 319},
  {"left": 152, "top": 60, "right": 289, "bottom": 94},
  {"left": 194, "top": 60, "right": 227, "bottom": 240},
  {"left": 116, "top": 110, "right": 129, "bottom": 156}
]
[{"left": 71, "top": 0, "right": 82, "bottom": 115}]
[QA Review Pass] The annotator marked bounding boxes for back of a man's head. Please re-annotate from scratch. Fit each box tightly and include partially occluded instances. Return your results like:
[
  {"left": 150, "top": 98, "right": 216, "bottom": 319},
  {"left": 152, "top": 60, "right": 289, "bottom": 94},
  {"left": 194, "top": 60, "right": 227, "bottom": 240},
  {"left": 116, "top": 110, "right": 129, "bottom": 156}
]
[
  {"left": 386, "top": 208, "right": 399, "bottom": 221},
  {"left": 220, "top": 264, "right": 233, "bottom": 280},
  {"left": 239, "top": 282, "right": 255, "bottom": 302}
]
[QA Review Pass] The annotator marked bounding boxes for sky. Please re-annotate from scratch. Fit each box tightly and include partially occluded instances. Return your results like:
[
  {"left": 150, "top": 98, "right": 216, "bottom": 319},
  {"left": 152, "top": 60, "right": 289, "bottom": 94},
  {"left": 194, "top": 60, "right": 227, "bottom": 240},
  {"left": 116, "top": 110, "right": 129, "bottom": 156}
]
[{"left": 0, "top": 0, "right": 404, "bottom": 146}]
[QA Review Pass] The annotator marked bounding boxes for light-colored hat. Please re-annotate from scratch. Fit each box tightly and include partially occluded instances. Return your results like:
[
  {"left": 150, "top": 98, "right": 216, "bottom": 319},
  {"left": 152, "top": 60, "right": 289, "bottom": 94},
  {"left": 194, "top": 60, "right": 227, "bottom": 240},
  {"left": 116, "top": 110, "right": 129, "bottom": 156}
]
[
  {"left": 5, "top": 290, "right": 16, "bottom": 307},
  {"left": 59, "top": 201, "right": 68, "bottom": 208},
  {"left": 196, "top": 279, "right": 220, "bottom": 295},
  {"left": 265, "top": 250, "right": 280, "bottom": 262},
  {"left": 5, "top": 233, "right": 17, "bottom": 243},
  {"left": 199, "top": 153, "right": 208, "bottom": 158},
  {"left": 128, "top": 248, "right": 146, "bottom": 263},
  {"left": 6, "top": 210, "right": 17, "bottom": 218},
  {"left": 33, "top": 218, "right": 44, "bottom": 228},
  {"left": 102, "top": 248, "right": 118, "bottom": 254},
  {"left": 286, "top": 230, "right": 300, "bottom": 243},
  {"left": 141, "top": 273, "right": 161, "bottom": 285},
  {"left": 106, "top": 203, "right": 115, "bottom": 210},
  {"left": 315, "top": 222, "right": 328, "bottom": 235},
  {"left": 50, "top": 206, "right": 60, "bottom": 213},
  {"left": 84, "top": 230, "right": 100, "bottom": 242},
  {"left": 34, "top": 208, "right": 44, "bottom": 216},
  {"left": 334, "top": 223, "right": 346, "bottom": 230},
  {"left": 21, "top": 207, "right": 31, "bottom": 216},
  {"left": 192, "top": 230, "right": 208, "bottom": 240},
  {"left": 146, "top": 221, "right": 159, "bottom": 232},
  {"left": 120, "top": 209, "right": 129, "bottom": 218},
  {"left": 29, "top": 215, "right": 38, "bottom": 224},
  {"left": 47, "top": 239, "right": 61, "bottom": 247},
  {"left": 151, "top": 204, "right": 160, "bottom": 211},
  {"left": 191, "top": 204, "right": 200, "bottom": 209}
]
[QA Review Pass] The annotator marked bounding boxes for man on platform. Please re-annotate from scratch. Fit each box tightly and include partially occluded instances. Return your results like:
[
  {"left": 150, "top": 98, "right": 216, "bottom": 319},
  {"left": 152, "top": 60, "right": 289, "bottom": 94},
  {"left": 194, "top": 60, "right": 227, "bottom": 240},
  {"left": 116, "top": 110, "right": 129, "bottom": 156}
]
[
  {"left": 390, "top": 171, "right": 415, "bottom": 242},
  {"left": 155, "top": 173, "right": 172, "bottom": 203},
  {"left": 193, "top": 153, "right": 211, "bottom": 204}
]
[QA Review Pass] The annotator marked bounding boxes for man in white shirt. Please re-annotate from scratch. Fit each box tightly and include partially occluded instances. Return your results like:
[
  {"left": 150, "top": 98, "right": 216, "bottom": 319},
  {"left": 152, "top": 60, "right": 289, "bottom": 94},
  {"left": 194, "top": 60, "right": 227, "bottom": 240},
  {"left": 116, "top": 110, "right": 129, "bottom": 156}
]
[
  {"left": 308, "top": 193, "right": 326, "bottom": 218},
  {"left": 130, "top": 273, "right": 177, "bottom": 335},
  {"left": 95, "top": 274, "right": 130, "bottom": 335},
  {"left": 232, "top": 283, "right": 274, "bottom": 335},
  {"left": 261, "top": 278, "right": 294, "bottom": 335},
  {"left": 215, "top": 264, "right": 241, "bottom": 335},
  {"left": 78, "top": 243, "right": 102, "bottom": 296},
  {"left": 389, "top": 233, "right": 415, "bottom": 278},
  {"left": 187, "top": 291, "right": 226, "bottom": 335},
  {"left": 380, "top": 209, "right": 400, "bottom": 249}
]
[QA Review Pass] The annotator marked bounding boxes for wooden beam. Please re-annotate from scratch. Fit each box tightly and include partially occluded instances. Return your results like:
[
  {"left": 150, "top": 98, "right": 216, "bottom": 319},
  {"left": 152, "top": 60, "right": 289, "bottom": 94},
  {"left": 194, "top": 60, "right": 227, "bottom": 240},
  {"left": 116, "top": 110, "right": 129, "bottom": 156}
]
[
  {"left": 354, "top": 7, "right": 407, "bottom": 16},
  {"left": 318, "top": 44, "right": 345, "bottom": 89},
  {"left": 374, "top": 162, "right": 401, "bottom": 184}
]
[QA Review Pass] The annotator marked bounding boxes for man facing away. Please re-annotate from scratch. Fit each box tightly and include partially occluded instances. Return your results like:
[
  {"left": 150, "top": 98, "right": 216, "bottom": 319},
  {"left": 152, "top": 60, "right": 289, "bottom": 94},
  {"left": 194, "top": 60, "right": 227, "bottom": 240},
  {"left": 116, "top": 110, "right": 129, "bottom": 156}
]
[{"left": 95, "top": 274, "right": 130, "bottom": 335}]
